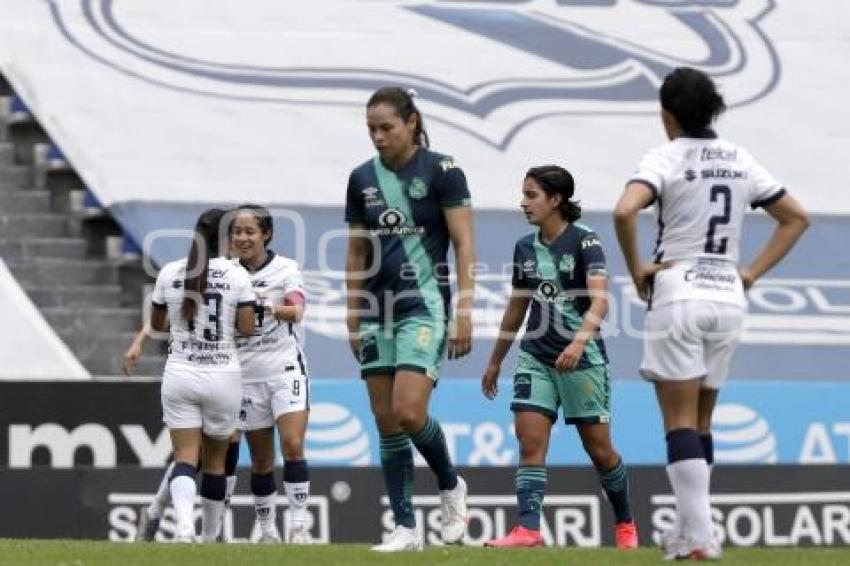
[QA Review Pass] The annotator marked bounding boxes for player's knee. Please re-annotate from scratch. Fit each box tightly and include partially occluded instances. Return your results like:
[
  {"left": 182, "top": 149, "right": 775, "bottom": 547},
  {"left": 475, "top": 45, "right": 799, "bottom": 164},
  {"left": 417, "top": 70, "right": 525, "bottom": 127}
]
[
  {"left": 517, "top": 431, "right": 547, "bottom": 462},
  {"left": 371, "top": 408, "right": 399, "bottom": 434},
  {"left": 281, "top": 435, "right": 305, "bottom": 461},
  {"left": 250, "top": 453, "right": 275, "bottom": 474},
  {"left": 391, "top": 402, "right": 424, "bottom": 433}
]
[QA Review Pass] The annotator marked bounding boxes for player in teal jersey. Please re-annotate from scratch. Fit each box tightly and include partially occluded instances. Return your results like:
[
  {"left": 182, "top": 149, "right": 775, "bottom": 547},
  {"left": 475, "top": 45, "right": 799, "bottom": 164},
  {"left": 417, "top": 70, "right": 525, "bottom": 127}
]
[
  {"left": 481, "top": 166, "right": 637, "bottom": 550},
  {"left": 345, "top": 87, "right": 475, "bottom": 552}
]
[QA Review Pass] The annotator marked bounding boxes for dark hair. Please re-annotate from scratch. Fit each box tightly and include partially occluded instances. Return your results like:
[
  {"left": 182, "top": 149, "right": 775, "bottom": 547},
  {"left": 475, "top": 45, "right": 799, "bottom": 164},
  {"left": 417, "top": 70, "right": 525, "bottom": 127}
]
[
  {"left": 181, "top": 208, "right": 226, "bottom": 321},
  {"left": 660, "top": 67, "right": 726, "bottom": 135},
  {"left": 525, "top": 165, "right": 582, "bottom": 222},
  {"left": 230, "top": 203, "right": 273, "bottom": 247},
  {"left": 366, "top": 86, "right": 429, "bottom": 149}
]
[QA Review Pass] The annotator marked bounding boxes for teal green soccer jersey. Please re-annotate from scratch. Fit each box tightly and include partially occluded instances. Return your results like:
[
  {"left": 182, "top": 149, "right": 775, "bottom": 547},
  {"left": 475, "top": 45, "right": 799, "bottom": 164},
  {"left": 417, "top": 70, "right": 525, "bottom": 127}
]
[
  {"left": 345, "top": 148, "right": 471, "bottom": 323},
  {"left": 512, "top": 223, "right": 609, "bottom": 369}
]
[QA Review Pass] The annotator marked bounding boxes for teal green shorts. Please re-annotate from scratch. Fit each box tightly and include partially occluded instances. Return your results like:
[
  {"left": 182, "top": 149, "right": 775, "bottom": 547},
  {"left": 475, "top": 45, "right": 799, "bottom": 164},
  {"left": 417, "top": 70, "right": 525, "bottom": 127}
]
[
  {"left": 510, "top": 350, "right": 611, "bottom": 425},
  {"left": 358, "top": 316, "right": 447, "bottom": 381}
]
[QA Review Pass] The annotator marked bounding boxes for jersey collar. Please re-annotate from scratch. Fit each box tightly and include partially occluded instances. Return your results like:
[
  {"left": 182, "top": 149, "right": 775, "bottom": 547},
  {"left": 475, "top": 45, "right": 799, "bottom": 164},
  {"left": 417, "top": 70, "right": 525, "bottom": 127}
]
[
  {"left": 680, "top": 128, "right": 718, "bottom": 139},
  {"left": 536, "top": 222, "right": 571, "bottom": 248},
  {"left": 241, "top": 250, "right": 275, "bottom": 273}
]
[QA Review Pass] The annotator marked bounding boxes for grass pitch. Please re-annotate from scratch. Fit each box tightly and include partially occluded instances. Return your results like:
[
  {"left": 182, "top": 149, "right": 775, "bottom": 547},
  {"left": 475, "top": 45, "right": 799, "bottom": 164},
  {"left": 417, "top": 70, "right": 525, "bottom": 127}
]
[{"left": 2, "top": 540, "right": 850, "bottom": 566}]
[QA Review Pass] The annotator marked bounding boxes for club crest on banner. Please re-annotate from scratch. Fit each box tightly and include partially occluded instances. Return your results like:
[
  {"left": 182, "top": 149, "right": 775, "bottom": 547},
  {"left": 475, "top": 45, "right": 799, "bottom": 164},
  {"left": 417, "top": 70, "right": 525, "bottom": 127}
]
[{"left": 51, "top": 0, "right": 780, "bottom": 148}]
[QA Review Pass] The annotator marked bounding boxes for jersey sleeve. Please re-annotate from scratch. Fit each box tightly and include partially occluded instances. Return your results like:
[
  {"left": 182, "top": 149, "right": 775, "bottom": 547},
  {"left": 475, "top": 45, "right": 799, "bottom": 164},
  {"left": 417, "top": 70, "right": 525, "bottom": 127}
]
[
  {"left": 745, "top": 152, "right": 787, "bottom": 209},
  {"left": 151, "top": 266, "right": 168, "bottom": 307},
  {"left": 344, "top": 169, "right": 365, "bottom": 224},
  {"left": 579, "top": 231, "right": 608, "bottom": 277},
  {"left": 235, "top": 269, "right": 256, "bottom": 308},
  {"left": 281, "top": 263, "right": 307, "bottom": 302},
  {"left": 511, "top": 242, "right": 529, "bottom": 289},
  {"left": 629, "top": 146, "right": 669, "bottom": 206},
  {"left": 436, "top": 157, "right": 472, "bottom": 208}
]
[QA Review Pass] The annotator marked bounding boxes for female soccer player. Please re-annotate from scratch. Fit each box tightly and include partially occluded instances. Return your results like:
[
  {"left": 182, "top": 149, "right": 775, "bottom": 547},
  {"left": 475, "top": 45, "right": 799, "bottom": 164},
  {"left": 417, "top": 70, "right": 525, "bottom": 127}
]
[
  {"left": 230, "top": 204, "right": 311, "bottom": 544},
  {"left": 613, "top": 67, "right": 809, "bottom": 559},
  {"left": 150, "top": 208, "right": 255, "bottom": 542},
  {"left": 345, "top": 86, "right": 476, "bottom": 552},
  {"left": 481, "top": 165, "right": 638, "bottom": 550}
]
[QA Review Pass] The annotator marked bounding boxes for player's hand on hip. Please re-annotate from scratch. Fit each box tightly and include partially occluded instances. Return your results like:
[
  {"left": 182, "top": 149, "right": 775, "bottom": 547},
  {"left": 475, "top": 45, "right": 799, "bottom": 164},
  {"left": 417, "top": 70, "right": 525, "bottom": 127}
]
[
  {"left": 448, "top": 311, "right": 472, "bottom": 360},
  {"left": 482, "top": 364, "right": 500, "bottom": 399},
  {"left": 634, "top": 262, "right": 664, "bottom": 302},
  {"left": 740, "top": 268, "right": 756, "bottom": 291}
]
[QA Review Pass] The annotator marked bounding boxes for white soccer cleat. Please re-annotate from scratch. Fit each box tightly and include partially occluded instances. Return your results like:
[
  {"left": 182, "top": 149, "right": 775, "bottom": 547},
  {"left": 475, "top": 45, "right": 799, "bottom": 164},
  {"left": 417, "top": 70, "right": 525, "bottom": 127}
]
[
  {"left": 173, "top": 522, "right": 196, "bottom": 544},
  {"left": 370, "top": 526, "right": 423, "bottom": 552},
  {"left": 440, "top": 475, "right": 468, "bottom": 544},
  {"left": 673, "top": 537, "right": 722, "bottom": 561},
  {"left": 288, "top": 523, "right": 309, "bottom": 544},
  {"left": 258, "top": 530, "right": 282, "bottom": 544},
  {"left": 659, "top": 527, "right": 686, "bottom": 561}
]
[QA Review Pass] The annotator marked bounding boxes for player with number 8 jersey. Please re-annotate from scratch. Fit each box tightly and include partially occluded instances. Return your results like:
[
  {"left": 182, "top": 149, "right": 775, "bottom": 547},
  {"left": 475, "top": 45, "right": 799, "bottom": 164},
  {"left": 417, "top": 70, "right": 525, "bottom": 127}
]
[{"left": 230, "top": 204, "right": 312, "bottom": 544}]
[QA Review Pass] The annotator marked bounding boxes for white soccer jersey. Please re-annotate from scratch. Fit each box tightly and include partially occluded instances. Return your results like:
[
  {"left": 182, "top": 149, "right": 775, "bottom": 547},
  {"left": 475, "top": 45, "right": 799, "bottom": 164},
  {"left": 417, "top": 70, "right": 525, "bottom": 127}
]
[
  {"left": 631, "top": 134, "right": 786, "bottom": 307},
  {"left": 152, "top": 257, "right": 255, "bottom": 370},
  {"left": 237, "top": 253, "right": 308, "bottom": 381}
]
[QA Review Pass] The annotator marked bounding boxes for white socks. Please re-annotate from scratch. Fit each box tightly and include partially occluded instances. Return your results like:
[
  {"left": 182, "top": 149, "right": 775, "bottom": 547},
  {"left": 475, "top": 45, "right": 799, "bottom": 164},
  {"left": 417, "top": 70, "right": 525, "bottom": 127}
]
[
  {"left": 255, "top": 493, "right": 278, "bottom": 535},
  {"left": 285, "top": 481, "right": 310, "bottom": 528},
  {"left": 666, "top": 458, "right": 713, "bottom": 543},
  {"left": 201, "top": 497, "right": 225, "bottom": 542},
  {"left": 148, "top": 461, "right": 176, "bottom": 518},
  {"left": 226, "top": 475, "right": 238, "bottom": 503},
  {"left": 169, "top": 475, "right": 197, "bottom": 538}
]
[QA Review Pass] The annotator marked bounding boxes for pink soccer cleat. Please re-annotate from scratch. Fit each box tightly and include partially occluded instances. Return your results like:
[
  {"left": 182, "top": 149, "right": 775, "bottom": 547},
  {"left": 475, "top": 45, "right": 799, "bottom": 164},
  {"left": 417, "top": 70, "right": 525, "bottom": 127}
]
[
  {"left": 484, "top": 526, "right": 544, "bottom": 548},
  {"left": 615, "top": 520, "right": 639, "bottom": 550}
]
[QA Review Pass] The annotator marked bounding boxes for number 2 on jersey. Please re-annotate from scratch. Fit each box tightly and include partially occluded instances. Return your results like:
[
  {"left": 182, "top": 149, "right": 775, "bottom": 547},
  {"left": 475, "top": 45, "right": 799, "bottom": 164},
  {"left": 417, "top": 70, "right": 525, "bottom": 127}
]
[{"left": 704, "top": 184, "right": 731, "bottom": 254}]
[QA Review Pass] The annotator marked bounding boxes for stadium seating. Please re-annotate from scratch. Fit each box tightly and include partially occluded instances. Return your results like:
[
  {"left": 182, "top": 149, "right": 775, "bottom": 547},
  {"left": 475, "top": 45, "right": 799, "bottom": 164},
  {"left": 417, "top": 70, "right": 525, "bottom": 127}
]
[{"left": 0, "top": 73, "right": 164, "bottom": 376}]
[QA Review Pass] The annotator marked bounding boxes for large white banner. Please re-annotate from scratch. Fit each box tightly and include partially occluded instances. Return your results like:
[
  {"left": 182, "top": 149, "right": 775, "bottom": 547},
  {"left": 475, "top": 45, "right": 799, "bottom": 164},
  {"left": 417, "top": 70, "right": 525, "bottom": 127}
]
[
  {"left": 0, "top": 0, "right": 847, "bottom": 213},
  {"left": 0, "top": 260, "right": 89, "bottom": 380}
]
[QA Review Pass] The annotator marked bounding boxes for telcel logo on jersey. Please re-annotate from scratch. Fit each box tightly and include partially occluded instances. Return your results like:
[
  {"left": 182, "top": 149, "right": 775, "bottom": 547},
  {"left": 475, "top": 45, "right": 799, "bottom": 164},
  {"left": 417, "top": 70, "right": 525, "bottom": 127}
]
[
  {"left": 305, "top": 403, "right": 371, "bottom": 466},
  {"left": 380, "top": 494, "right": 601, "bottom": 547},
  {"left": 713, "top": 403, "right": 777, "bottom": 464}
]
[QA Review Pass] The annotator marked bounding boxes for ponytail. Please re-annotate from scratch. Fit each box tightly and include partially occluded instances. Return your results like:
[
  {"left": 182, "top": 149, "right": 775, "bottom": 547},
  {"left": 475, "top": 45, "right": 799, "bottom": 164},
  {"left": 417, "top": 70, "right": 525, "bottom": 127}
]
[{"left": 181, "top": 208, "right": 225, "bottom": 321}]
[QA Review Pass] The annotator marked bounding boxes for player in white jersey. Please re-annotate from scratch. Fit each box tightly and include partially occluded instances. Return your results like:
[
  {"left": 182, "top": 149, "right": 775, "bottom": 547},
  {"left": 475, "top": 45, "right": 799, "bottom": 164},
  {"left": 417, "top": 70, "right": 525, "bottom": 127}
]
[
  {"left": 151, "top": 208, "right": 256, "bottom": 542},
  {"left": 613, "top": 67, "right": 809, "bottom": 560},
  {"left": 229, "top": 204, "right": 311, "bottom": 544}
]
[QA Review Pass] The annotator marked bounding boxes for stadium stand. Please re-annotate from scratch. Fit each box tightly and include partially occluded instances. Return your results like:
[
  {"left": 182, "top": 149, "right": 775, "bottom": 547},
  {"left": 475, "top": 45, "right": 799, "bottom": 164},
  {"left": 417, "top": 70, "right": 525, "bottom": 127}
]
[
  {"left": 0, "top": 72, "right": 164, "bottom": 376},
  {"left": 0, "top": 258, "right": 89, "bottom": 379}
]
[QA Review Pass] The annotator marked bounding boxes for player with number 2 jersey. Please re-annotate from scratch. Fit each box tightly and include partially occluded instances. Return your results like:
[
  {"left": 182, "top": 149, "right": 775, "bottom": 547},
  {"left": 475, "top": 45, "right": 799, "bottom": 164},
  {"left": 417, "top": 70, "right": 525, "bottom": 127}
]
[{"left": 613, "top": 67, "right": 809, "bottom": 560}]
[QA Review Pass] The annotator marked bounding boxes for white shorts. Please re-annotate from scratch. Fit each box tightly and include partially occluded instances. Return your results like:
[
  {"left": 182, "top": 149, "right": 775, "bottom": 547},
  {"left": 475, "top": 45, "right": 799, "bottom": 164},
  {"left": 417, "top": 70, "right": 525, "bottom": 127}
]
[
  {"left": 239, "top": 367, "right": 309, "bottom": 431},
  {"left": 161, "top": 364, "right": 242, "bottom": 439},
  {"left": 640, "top": 300, "right": 745, "bottom": 389}
]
